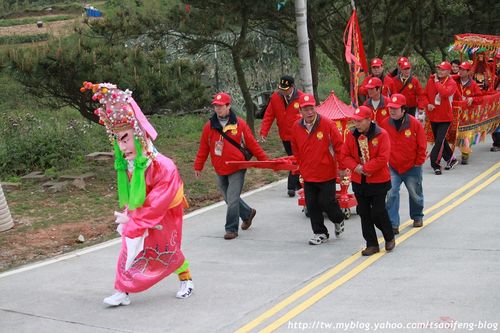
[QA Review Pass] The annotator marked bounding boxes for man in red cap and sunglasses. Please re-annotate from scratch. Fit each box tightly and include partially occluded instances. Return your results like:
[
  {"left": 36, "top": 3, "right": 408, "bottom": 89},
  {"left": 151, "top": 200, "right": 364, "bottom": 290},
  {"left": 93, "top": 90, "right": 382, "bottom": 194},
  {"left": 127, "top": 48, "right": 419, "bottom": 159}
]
[
  {"left": 290, "top": 93, "right": 346, "bottom": 245},
  {"left": 341, "top": 106, "right": 395, "bottom": 256},
  {"left": 422, "top": 61, "right": 458, "bottom": 175},
  {"left": 194, "top": 93, "right": 267, "bottom": 240}
]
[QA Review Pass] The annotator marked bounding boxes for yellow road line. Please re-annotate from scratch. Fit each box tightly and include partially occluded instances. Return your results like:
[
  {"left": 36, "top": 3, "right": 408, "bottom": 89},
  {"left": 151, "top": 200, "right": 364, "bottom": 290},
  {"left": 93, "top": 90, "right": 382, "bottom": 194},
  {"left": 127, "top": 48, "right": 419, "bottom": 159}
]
[
  {"left": 260, "top": 172, "right": 499, "bottom": 332},
  {"left": 236, "top": 162, "right": 499, "bottom": 333}
]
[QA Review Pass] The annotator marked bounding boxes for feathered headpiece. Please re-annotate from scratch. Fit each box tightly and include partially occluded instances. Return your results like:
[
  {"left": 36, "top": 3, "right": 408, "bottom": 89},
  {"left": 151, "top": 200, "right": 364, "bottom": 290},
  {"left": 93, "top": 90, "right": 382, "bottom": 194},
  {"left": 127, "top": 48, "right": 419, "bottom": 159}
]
[{"left": 81, "top": 82, "right": 158, "bottom": 210}]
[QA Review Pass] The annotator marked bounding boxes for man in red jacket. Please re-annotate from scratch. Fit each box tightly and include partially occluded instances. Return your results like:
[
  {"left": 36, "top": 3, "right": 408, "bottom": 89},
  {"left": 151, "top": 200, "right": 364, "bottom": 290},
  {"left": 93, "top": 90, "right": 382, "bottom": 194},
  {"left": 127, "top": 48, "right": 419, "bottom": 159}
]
[
  {"left": 194, "top": 93, "right": 268, "bottom": 240},
  {"left": 359, "top": 58, "right": 394, "bottom": 102},
  {"left": 422, "top": 61, "right": 458, "bottom": 175},
  {"left": 341, "top": 106, "right": 395, "bottom": 256},
  {"left": 259, "top": 75, "right": 303, "bottom": 197},
  {"left": 380, "top": 94, "right": 427, "bottom": 234},
  {"left": 362, "top": 77, "right": 390, "bottom": 124},
  {"left": 290, "top": 93, "right": 346, "bottom": 245},
  {"left": 391, "top": 60, "right": 425, "bottom": 117},
  {"left": 453, "top": 61, "right": 484, "bottom": 165}
]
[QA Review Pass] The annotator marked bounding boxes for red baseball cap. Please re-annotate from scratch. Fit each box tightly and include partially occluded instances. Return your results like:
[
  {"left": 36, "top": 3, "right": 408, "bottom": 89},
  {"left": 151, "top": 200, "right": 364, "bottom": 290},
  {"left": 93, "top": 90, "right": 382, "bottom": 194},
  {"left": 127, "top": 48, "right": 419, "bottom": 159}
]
[
  {"left": 397, "top": 56, "right": 409, "bottom": 65},
  {"left": 351, "top": 105, "right": 373, "bottom": 120},
  {"left": 371, "top": 58, "right": 383, "bottom": 67},
  {"left": 299, "top": 93, "right": 316, "bottom": 108},
  {"left": 365, "top": 77, "right": 383, "bottom": 89},
  {"left": 459, "top": 61, "right": 472, "bottom": 70},
  {"left": 387, "top": 94, "right": 407, "bottom": 108},
  {"left": 437, "top": 61, "right": 452, "bottom": 71},
  {"left": 400, "top": 60, "right": 411, "bottom": 70},
  {"left": 212, "top": 92, "right": 231, "bottom": 105}
]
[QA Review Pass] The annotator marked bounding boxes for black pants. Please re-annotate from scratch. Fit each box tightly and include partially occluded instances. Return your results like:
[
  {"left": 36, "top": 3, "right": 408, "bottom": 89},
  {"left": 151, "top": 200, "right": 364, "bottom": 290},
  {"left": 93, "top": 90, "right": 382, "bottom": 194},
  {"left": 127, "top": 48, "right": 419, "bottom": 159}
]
[
  {"left": 304, "top": 180, "right": 345, "bottom": 237},
  {"left": 407, "top": 106, "right": 416, "bottom": 117},
  {"left": 354, "top": 191, "right": 394, "bottom": 247},
  {"left": 282, "top": 140, "right": 300, "bottom": 191},
  {"left": 430, "top": 122, "right": 453, "bottom": 169},
  {"left": 493, "top": 131, "right": 500, "bottom": 147}
]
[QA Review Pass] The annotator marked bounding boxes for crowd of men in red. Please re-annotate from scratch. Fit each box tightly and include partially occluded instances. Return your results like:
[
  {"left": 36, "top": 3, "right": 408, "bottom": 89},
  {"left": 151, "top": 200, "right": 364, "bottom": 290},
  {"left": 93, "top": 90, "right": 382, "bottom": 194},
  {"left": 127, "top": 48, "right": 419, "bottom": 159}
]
[{"left": 193, "top": 54, "right": 500, "bottom": 256}]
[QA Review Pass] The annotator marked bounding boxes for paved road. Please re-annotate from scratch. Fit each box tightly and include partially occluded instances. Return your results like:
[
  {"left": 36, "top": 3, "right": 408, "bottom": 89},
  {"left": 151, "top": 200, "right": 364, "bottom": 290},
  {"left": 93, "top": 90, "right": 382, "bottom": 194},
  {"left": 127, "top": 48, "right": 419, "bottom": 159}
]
[{"left": 0, "top": 141, "right": 499, "bottom": 333}]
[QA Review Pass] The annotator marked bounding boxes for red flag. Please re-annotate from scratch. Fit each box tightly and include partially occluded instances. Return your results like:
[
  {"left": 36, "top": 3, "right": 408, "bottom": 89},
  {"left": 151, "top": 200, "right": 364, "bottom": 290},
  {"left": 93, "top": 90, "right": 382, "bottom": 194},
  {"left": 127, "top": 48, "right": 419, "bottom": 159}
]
[{"left": 344, "top": 9, "right": 368, "bottom": 107}]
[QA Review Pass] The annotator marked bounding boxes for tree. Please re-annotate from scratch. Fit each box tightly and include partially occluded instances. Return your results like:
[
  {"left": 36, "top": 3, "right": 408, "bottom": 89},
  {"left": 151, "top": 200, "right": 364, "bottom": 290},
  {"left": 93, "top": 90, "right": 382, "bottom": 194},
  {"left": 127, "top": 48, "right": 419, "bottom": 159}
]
[
  {"left": 295, "top": 0, "right": 314, "bottom": 94},
  {"left": 162, "top": 0, "right": 280, "bottom": 132},
  {"left": 6, "top": 8, "right": 209, "bottom": 123}
]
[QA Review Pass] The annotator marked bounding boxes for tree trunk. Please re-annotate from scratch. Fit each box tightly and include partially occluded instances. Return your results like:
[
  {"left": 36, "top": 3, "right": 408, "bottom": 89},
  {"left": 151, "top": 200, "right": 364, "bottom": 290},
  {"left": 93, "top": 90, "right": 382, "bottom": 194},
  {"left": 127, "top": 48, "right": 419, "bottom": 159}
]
[
  {"left": 414, "top": 45, "right": 435, "bottom": 74},
  {"left": 232, "top": 49, "right": 255, "bottom": 133},
  {"left": 307, "top": 8, "right": 319, "bottom": 101},
  {"left": 295, "top": 0, "right": 313, "bottom": 94},
  {"left": 309, "top": 39, "right": 319, "bottom": 102},
  {"left": 231, "top": 6, "right": 255, "bottom": 133}
]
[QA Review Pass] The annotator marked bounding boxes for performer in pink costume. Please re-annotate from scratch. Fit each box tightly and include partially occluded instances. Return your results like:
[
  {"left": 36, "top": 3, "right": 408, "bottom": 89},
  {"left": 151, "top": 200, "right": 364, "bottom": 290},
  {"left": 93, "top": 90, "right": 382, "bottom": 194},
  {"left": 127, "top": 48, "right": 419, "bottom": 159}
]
[{"left": 81, "top": 82, "right": 194, "bottom": 306}]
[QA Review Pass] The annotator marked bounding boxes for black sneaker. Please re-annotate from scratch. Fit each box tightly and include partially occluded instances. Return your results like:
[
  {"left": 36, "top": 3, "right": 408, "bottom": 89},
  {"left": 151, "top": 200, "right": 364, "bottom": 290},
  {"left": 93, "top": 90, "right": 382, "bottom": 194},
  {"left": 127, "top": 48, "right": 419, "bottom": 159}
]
[
  {"left": 445, "top": 158, "right": 458, "bottom": 170},
  {"left": 434, "top": 168, "right": 442, "bottom": 175},
  {"left": 287, "top": 189, "right": 295, "bottom": 197}
]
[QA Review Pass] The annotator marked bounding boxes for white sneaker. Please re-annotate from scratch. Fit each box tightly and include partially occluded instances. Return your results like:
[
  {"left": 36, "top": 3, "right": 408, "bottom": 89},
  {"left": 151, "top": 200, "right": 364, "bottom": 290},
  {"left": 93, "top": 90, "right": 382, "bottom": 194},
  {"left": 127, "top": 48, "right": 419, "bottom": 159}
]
[
  {"left": 103, "top": 291, "right": 130, "bottom": 306},
  {"left": 176, "top": 280, "right": 194, "bottom": 299},
  {"left": 335, "top": 220, "right": 345, "bottom": 237},
  {"left": 309, "top": 234, "right": 328, "bottom": 245}
]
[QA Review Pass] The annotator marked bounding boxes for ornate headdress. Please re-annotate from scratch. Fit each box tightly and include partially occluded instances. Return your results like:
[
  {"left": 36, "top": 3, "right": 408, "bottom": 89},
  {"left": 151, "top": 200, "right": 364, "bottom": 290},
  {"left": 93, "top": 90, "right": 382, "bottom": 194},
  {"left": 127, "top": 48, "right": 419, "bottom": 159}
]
[
  {"left": 81, "top": 81, "right": 157, "bottom": 156},
  {"left": 81, "top": 81, "right": 158, "bottom": 210}
]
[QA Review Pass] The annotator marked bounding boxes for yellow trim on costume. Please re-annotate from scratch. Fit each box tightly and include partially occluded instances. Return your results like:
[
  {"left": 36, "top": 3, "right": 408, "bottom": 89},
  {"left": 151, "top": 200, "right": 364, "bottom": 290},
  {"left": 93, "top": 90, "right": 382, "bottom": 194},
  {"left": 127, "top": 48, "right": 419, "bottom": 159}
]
[{"left": 169, "top": 184, "right": 189, "bottom": 209}]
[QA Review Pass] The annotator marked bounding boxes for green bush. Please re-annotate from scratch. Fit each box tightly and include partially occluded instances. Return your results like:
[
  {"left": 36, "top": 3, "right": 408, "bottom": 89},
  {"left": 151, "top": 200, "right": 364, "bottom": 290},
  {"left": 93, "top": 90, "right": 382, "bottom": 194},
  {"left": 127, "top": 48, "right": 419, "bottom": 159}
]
[{"left": 0, "top": 109, "right": 108, "bottom": 178}]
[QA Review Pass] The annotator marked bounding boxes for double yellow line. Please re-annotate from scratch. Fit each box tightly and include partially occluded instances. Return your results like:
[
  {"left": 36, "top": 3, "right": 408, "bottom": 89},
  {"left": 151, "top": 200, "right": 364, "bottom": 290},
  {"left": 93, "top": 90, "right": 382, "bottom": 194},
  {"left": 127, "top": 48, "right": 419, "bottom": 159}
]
[{"left": 237, "top": 162, "right": 500, "bottom": 333}]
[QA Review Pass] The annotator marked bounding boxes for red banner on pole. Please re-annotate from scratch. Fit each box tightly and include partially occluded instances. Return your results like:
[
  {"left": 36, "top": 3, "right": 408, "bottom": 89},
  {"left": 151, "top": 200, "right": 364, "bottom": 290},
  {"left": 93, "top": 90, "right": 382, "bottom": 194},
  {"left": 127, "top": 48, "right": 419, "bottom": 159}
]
[{"left": 343, "top": 9, "right": 368, "bottom": 107}]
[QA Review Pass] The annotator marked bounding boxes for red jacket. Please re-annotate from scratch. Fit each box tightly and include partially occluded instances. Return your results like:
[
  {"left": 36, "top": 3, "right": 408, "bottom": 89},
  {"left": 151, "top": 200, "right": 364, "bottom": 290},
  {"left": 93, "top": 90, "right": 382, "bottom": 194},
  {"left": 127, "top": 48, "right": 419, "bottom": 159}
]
[
  {"left": 359, "top": 74, "right": 394, "bottom": 98},
  {"left": 194, "top": 112, "right": 268, "bottom": 175},
  {"left": 379, "top": 114, "right": 427, "bottom": 174},
  {"left": 260, "top": 89, "right": 304, "bottom": 141},
  {"left": 391, "top": 75, "right": 425, "bottom": 109},
  {"left": 421, "top": 75, "right": 458, "bottom": 122},
  {"left": 452, "top": 75, "right": 483, "bottom": 103},
  {"left": 363, "top": 96, "right": 390, "bottom": 124},
  {"left": 290, "top": 115, "right": 344, "bottom": 182},
  {"left": 341, "top": 123, "right": 391, "bottom": 184}
]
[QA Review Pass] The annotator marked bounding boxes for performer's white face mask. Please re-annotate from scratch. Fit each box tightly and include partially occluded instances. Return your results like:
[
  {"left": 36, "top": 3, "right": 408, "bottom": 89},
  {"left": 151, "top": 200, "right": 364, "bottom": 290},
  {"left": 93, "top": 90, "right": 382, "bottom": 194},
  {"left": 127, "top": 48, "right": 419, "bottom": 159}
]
[{"left": 115, "top": 128, "right": 137, "bottom": 161}]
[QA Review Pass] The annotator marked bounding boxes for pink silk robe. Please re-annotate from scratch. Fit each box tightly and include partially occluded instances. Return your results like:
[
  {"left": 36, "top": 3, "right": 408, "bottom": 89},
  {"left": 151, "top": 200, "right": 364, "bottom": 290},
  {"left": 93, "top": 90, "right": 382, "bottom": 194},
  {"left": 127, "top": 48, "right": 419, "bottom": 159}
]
[{"left": 114, "top": 153, "right": 186, "bottom": 293}]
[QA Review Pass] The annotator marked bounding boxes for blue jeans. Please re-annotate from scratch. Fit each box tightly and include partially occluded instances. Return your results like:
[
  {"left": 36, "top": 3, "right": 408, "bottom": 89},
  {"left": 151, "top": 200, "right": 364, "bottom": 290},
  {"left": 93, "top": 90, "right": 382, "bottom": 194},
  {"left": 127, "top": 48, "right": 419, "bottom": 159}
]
[
  {"left": 216, "top": 170, "right": 253, "bottom": 232},
  {"left": 386, "top": 166, "right": 424, "bottom": 228}
]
